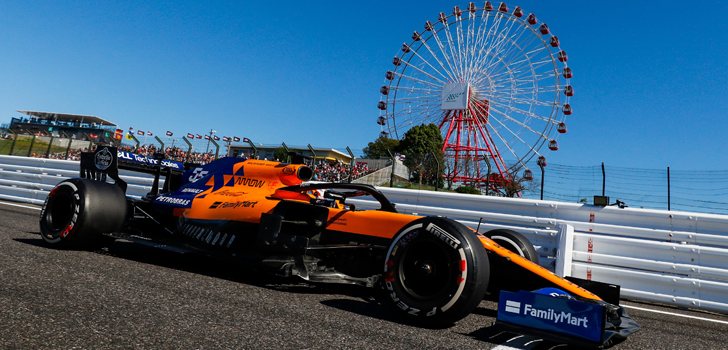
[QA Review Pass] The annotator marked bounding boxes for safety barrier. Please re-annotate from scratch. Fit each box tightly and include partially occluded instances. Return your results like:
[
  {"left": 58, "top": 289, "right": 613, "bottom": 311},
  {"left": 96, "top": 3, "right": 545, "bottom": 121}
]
[
  {"left": 1, "top": 154, "right": 727, "bottom": 314},
  {"left": 0, "top": 155, "right": 159, "bottom": 203}
]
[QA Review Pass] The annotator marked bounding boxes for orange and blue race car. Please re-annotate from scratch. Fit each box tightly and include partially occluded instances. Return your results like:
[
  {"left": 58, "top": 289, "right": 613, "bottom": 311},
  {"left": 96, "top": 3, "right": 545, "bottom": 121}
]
[{"left": 39, "top": 146, "right": 639, "bottom": 347}]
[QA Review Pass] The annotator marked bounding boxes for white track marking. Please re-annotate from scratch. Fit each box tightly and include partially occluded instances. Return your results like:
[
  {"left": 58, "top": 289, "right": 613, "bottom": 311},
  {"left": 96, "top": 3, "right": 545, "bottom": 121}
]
[
  {"left": 622, "top": 304, "right": 728, "bottom": 325},
  {"left": 0, "top": 201, "right": 41, "bottom": 211}
]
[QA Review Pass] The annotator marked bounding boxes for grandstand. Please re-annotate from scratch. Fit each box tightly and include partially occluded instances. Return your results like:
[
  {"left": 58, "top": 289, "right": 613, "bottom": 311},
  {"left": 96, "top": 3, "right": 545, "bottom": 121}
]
[{"left": 5, "top": 110, "right": 118, "bottom": 143}]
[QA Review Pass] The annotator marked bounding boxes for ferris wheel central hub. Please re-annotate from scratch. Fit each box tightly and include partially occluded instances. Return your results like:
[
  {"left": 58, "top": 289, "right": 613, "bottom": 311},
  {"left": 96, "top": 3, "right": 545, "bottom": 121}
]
[{"left": 441, "top": 82, "right": 471, "bottom": 110}]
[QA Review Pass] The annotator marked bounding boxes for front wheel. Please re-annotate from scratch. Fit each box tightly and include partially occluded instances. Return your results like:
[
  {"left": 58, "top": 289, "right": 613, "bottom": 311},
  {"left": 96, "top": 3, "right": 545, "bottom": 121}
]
[
  {"left": 39, "top": 178, "right": 127, "bottom": 247},
  {"left": 382, "top": 217, "right": 489, "bottom": 326}
]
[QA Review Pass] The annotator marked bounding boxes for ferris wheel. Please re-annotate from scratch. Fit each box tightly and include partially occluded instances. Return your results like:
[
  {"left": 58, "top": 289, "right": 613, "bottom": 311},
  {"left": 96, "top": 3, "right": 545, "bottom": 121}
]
[{"left": 377, "top": 1, "right": 572, "bottom": 191}]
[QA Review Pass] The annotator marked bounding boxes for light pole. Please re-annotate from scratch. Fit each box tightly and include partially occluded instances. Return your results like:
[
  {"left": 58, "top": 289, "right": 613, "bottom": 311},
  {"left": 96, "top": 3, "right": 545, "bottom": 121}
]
[
  {"left": 205, "top": 129, "right": 216, "bottom": 153},
  {"left": 537, "top": 156, "right": 546, "bottom": 200}
]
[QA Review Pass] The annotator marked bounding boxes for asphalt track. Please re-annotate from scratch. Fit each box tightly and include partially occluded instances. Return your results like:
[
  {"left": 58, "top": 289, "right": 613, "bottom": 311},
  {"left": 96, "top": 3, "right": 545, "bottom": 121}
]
[{"left": 1, "top": 201, "right": 726, "bottom": 349}]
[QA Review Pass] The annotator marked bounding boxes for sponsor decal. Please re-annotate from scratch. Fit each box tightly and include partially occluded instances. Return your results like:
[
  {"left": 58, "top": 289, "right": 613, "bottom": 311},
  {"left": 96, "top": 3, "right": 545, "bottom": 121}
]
[
  {"left": 215, "top": 189, "right": 246, "bottom": 197},
  {"left": 445, "top": 92, "right": 465, "bottom": 102},
  {"left": 426, "top": 223, "right": 461, "bottom": 249},
  {"left": 181, "top": 188, "right": 204, "bottom": 194},
  {"left": 505, "top": 300, "right": 521, "bottom": 314},
  {"left": 246, "top": 161, "right": 274, "bottom": 167},
  {"left": 282, "top": 167, "right": 295, "bottom": 175},
  {"left": 497, "top": 290, "right": 605, "bottom": 343},
  {"left": 330, "top": 217, "right": 347, "bottom": 226},
  {"left": 234, "top": 177, "right": 265, "bottom": 188},
  {"left": 61, "top": 190, "right": 81, "bottom": 238},
  {"left": 117, "top": 151, "right": 184, "bottom": 170},
  {"left": 441, "top": 82, "right": 469, "bottom": 110},
  {"left": 188, "top": 168, "right": 209, "bottom": 183},
  {"left": 155, "top": 196, "right": 191, "bottom": 206},
  {"left": 95, "top": 147, "right": 113, "bottom": 170},
  {"left": 208, "top": 201, "right": 258, "bottom": 209}
]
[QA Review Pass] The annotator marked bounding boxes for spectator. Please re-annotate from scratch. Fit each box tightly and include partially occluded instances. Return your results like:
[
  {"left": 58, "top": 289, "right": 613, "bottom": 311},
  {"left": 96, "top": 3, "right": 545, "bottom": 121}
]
[{"left": 312, "top": 160, "right": 371, "bottom": 182}]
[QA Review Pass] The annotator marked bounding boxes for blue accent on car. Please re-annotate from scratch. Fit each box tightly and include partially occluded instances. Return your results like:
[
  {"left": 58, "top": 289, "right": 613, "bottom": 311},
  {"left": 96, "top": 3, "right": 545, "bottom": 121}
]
[
  {"left": 155, "top": 157, "right": 248, "bottom": 208},
  {"left": 532, "top": 287, "right": 573, "bottom": 299},
  {"left": 497, "top": 290, "right": 605, "bottom": 343}
]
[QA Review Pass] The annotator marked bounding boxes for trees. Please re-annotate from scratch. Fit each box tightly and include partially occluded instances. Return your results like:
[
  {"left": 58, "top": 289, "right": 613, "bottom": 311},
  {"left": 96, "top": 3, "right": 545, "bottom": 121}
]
[
  {"left": 273, "top": 147, "right": 288, "bottom": 162},
  {"left": 398, "top": 123, "right": 444, "bottom": 186},
  {"left": 362, "top": 136, "right": 399, "bottom": 159}
]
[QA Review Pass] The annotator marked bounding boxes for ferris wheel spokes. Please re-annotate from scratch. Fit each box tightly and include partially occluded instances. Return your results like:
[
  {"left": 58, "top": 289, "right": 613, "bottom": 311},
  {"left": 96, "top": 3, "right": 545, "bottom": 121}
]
[{"left": 378, "top": 2, "right": 572, "bottom": 191}]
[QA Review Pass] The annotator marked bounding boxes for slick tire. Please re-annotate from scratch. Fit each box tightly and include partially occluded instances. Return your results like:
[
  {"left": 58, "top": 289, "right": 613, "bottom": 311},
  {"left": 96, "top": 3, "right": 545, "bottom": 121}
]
[
  {"left": 485, "top": 229, "right": 539, "bottom": 264},
  {"left": 484, "top": 229, "right": 539, "bottom": 297},
  {"left": 39, "top": 178, "right": 127, "bottom": 247},
  {"left": 382, "top": 217, "right": 490, "bottom": 326}
]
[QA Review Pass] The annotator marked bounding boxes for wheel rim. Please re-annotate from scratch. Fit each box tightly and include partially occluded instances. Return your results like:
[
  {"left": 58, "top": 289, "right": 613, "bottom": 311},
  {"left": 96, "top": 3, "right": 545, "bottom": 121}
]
[
  {"left": 398, "top": 237, "right": 455, "bottom": 300},
  {"left": 45, "top": 186, "right": 75, "bottom": 237}
]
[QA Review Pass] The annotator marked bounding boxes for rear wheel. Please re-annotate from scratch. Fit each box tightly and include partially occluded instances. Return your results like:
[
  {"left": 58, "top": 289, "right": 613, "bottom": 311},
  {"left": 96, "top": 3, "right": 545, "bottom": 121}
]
[
  {"left": 383, "top": 217, "right": 489, "bottom": 326},
  {"left": 39, "top": 178, "right": 127, "bottom": 247}
]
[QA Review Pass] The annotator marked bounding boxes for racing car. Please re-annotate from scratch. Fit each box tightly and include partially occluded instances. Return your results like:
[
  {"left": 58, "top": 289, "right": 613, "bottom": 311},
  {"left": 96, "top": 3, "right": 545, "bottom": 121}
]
[{"left": 39, "top": 146, "right": 638, "bottom": 347}]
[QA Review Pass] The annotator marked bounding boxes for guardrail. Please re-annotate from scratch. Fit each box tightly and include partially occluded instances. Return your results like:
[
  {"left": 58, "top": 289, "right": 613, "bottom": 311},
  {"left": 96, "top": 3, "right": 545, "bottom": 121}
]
[
  {"left": 1, "top": 154, "right": 727, "bottom": 314},
  {"left": 0, "top": 155, "right": 159, "bottom": 203}
]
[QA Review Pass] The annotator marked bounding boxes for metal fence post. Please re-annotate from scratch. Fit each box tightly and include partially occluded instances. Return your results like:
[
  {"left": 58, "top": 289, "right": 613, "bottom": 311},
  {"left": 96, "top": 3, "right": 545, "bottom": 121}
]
[
  {"left": 386, "top": 149, "right": 395, "bottom": 187},
  {"left": 27, "top": 135, "right": 38, "bottom": 157},
  {"left": 346, "top": 146, "right": 355, "bottom": 183},
  {"left": 64, "top": 138, "right": 72, "bottom": 160},
  {"left": 210, "top": 139, "right": 220, "bottom": 159},
  {"left": 282, "top": 142, "right": 290, "bottom": 163},
  {"left": 245, "top": 138, "right": 258, "bottom": 159},
  {"left": 667, "top": 166, "right": 671, "bottom": 211},
  {"left": 431, "top": 150, "right": 440, "bottom": 191},
  {"left": 154, "top": 136, "right": 165, "bottom": 151},
  {"left": 129, "top": 134, "right": 140, "bottom": 150},
  {"left": 538, "top": 156, "right": 546, "bottom": 200},
  {"left": 182, "top": 137, "right": 193, "bottom": 163},
  {"left": 8, "top": 131, "right": 17, "bottom": 155},
  {"left": 45, "top": 137, "right": 54, "bottom": 158},
  {"left": 307, "top": 144, "right": 316, "bottom": 169}
]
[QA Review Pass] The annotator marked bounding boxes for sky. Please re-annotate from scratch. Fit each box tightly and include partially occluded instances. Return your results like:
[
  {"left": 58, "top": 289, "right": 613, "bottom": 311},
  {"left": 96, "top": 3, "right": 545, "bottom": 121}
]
[{"left": 1, "top": 0, "right": 728, "bottom": 171}]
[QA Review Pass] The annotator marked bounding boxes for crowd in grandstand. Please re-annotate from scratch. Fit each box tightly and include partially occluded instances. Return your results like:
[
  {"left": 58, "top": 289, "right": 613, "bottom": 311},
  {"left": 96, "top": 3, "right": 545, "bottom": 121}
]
[
  {"left": 5, "top": 130, "right": 376, "bottom": 182},
  {"left": 312, "top": 160, "right": 370, "bottom": 182}
]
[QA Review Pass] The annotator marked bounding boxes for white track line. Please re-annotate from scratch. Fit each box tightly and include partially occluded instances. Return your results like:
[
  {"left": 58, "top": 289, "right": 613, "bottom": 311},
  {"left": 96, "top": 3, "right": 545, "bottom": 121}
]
[
  {"left": 0, "top": 201, "right": 41, "bottom": 211},
  {"left": 622, "top": 304, "right": 728, "bottom": 325}
]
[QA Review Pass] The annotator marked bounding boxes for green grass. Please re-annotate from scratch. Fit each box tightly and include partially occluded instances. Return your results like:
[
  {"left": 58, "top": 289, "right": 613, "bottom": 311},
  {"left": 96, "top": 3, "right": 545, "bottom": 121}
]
[
  {"left": 382, "top": 178, "right": 455, "bottom": 193},
  {"left": 0, "top": 137, "right": 76, "bottom": 157}
]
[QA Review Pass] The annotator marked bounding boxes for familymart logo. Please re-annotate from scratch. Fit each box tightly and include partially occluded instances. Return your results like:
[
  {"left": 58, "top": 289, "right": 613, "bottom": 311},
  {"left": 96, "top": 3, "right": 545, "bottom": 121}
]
[{"left": 504, "top": 300, "right": 590, "bottom": 328}]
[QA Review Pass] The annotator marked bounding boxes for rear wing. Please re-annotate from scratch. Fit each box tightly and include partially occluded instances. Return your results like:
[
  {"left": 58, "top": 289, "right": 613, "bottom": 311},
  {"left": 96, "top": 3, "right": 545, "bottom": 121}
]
[{"left": 80, "top": 146, "right": 188, "bottom": 196}]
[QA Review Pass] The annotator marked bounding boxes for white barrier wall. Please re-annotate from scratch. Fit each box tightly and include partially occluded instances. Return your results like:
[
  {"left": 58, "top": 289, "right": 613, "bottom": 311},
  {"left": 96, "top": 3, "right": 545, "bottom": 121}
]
[
  {"left": 1, "top": 155, "right": 727, "bottom": 314},
  {"left": 0, "top": 155, "right": 159, "bottom": 203}
]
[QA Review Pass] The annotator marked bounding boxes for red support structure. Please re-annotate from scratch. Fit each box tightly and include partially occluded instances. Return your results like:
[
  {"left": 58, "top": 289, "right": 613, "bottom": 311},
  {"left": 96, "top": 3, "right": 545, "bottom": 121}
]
[{"left": 440, "top": 93, "right": 512, "bottom": 193}]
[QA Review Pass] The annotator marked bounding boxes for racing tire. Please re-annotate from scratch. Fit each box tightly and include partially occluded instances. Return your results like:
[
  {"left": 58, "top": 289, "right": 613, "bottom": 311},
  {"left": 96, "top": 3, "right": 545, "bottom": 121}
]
[
  {"left": 39, "top": 178, "right": 127, "bottom": 247},
  {"left": 382, "top": 217, "right": 490, "bottom": 326},
  {"left": 485, "top": 229, "right": 539, "bottom": 264},
  {"left": 484, "top": 229, "right": 539, "bottom": 297}
]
